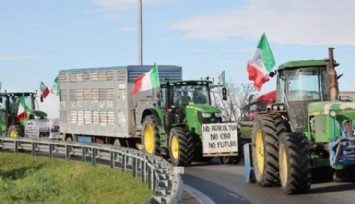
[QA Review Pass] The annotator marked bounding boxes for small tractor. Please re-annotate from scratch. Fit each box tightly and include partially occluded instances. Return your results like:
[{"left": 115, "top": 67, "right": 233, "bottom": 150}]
[
  {"left": 140, "top": 80, "right": 240, "bottom": 166},
  {"left": 244, "top": 48, "right": 355, "bottom": 194},
  {"left": 0, "top": 92, "right": 49, "bottom": 138}
]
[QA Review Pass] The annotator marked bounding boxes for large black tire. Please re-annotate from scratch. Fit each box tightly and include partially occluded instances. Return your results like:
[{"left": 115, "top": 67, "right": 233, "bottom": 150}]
[
  {"left": 142, "top": 116, "right": 160, "bottom": 155},
  {"left": 279, "top": 132, "right": 311, "bottom": 194},
  {"left": 7, "top": 124, "right": 24, "bottom": 137},
  {"left": 252, "top": 114, "right": 285, "bottom": 187},
  {"left": 169, "top": 127, "right": 194, "bottom": 166}
]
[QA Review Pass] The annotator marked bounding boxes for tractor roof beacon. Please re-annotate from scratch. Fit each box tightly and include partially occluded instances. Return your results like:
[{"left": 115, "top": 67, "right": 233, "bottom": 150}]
[{"left": 244, "top": 48, "right": 355, "bottom": 194}]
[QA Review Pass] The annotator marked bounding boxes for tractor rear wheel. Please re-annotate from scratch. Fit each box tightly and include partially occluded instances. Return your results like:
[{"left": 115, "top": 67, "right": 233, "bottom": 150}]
[
  {"left": 142, "top": 116, "right": 160, "bottom": 155},
  {"left": 252, "top": 114, "right": 281, "bottom": 186},
  {"left": 279, "top": 132, "right": 311, "bottom": 194},
  {"left": 169, "top": 127, "right": 193, "bottom": 166},
  {"left": 7, "top": 124, "right": 24, "bottom": 138}
]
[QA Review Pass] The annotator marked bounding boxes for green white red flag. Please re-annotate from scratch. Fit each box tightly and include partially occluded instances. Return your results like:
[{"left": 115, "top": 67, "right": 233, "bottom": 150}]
[
  {"left": 50, "top": 75, "right": 60, "bottom": 96},
  {"left": 40, "top": 81, "right": 50, "bottom": 98},
  {"left": 132, "top": 64, "right": 160, "bottom": 95},
  {"left": 247, "top": 33, "right": 275, "bottom": 91},
  {"left": 218, "top": 70, "right": 225, "bottom": 85},
  {"left": 17, "top": 96, "right": 28, "bottom": 124}
]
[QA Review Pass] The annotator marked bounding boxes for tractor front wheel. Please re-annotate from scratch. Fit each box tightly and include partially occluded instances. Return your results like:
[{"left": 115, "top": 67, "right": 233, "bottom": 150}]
[
  {"left": 142, "top": 116, "right": 160, "bottom": 155},
  {"left": 252, "top": 114, "right": 280, "bottom": 186},
  {"left": 279, "top": 132, "right": 311, "bottom": 194},
  {"left": 7, "top": 124, "right": 24, "bottom": 138},
  {"left": 169, "top": 127, "right": 193, "bottom": 166}
]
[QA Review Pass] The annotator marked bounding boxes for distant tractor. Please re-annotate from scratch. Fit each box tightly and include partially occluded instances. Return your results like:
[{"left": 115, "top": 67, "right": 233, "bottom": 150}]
[
  {"left": 245, "top": 48, "right": 355, "bottom": 194},
  {"left": 248, "top": 90, "right": 276, "bottom": 120},
  {"left": 0, "top": 92, "right": 49, "bottom": 138}
]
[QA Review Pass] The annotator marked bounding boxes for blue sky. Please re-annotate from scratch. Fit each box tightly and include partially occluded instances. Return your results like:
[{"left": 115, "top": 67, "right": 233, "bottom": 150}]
[{"left": 1, "top": 0, "right": 355, "bottom": 118}]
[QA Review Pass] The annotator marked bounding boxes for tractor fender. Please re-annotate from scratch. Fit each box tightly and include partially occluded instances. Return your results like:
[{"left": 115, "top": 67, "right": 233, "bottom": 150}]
[{"left": 141, "top": 108, "right": 162, "bottom": 126}]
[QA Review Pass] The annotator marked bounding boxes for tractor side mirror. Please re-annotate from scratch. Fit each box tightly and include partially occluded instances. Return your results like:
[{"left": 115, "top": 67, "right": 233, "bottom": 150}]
[
  {"left": 0, "top": 97, "right": 2, "bottom": 103},
  {"left": 40, "top": 96, "right": 43, "bottom": 103},
  {"left": 222, "top": 87, "right": 227, "bottom": 100},
  {"left": 269, "top": 71, "right": 276, "bottom": 78}
]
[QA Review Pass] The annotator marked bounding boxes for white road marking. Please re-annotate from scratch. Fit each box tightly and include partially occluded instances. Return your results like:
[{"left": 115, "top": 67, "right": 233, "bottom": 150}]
[{"left": 184, "top": 184, "right": 216, "bottom": 204}]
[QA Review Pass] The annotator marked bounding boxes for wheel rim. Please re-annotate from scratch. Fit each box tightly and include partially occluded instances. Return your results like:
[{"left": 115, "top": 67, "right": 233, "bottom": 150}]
[
  {"left": 9, "top": 130, "right": 17, "bottom": 138},
  {"left": 255, "top": 129, "right": 264, "bottom": 173},
  {"left": 144, "top": 124, "right": 154, "bottom": 154},
  {"left": 171, "top": 135, "right": 179, "bottom": 160},
  {"left": 280, "top": 145, "right": 288, "bottom": 185}
]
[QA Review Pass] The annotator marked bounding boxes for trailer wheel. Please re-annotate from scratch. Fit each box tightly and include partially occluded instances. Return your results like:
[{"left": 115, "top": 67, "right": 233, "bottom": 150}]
[
  {"left": 279, "top": 132, "right": 311, "bottom": 194},
  {"left": 142, "top": 116, "right": 160, "bottom": 155},
  {"left": 7, "top": 124, "right": 24, "bottom": 138},
  {"left": 169, "top": 127, "right": 193, "bottom": 166},
  {"left": 252, "top": 114, "right": 280, "bottom": 186}
]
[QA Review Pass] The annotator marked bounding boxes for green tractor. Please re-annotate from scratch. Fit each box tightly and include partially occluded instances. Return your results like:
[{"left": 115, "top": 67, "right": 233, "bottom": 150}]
[
  {"left": 244, "top": 48, "right": 355, "bottom": 194},
  {"left": 140, "top": 80, "right": 240, "bottom": 166},
  {"left": 0, "top": 92, "right": 48, "bottom": 137}
]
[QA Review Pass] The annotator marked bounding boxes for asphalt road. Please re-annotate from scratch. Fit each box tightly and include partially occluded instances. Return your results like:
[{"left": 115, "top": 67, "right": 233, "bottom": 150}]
[{"left": 183, "top": 159, "right": 355, "bottom": 204}]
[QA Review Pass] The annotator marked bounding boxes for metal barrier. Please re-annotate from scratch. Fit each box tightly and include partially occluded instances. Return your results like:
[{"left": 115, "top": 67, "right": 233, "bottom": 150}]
[{"left": 0, "top": 137, "right": 184, "bottom": 204}]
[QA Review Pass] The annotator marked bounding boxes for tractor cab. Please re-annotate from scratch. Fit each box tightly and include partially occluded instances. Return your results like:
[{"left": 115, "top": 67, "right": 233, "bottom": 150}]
[
  {"left": 275, "top": 60, "right": 334, "bottom": 132},
  {"left": 159, "top": 80, "right": 223, "bottom": 126}
]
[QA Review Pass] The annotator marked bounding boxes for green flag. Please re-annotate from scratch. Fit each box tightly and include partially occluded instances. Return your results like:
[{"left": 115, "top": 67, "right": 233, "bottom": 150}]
[
  {"left": 53, "top": 75, "right": 60, "bottom": 96},
  {"left": 218, "top": 70, "right": 225, "bottom": 85}
]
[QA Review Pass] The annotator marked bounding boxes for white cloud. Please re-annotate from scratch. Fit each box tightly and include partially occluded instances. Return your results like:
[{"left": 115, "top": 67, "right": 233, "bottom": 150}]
[
  {"left": 91, "top": 0, "right": 173, "bottom": 10},
  {"left": 0, "top": 55, "right": 41, "bottom": 61},
  {"left": 191, "top": 48, "right": 253, "bottom": 53},
  {"left": 169, "top": 0, "right": 355, "bottom": 45}
]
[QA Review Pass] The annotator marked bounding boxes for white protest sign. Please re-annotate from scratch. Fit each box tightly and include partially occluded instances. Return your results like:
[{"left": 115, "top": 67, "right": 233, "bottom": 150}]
[{"left": 202, "top": 123, "right": 238, "bottom": 154}]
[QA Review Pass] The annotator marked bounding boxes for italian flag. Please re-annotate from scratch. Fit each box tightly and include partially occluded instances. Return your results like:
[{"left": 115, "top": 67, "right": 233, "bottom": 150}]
[
  {"left": 40, "top": 81, "right": 50, "bottom": 98},
  {"left": 131, "top": 64, "right": 160, "bottom": 95},
  {"left": 247, "top": 33, "right": 275, "bottom": 91},
  {"left": 17, "top": 96, "right": 27, "bottom": 124}
]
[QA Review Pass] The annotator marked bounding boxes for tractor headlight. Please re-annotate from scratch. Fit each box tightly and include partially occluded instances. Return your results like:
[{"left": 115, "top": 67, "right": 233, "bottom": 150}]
[
  {"left": 202, "top": 113, "right": 212, "bottom": 118},
  {"left": 215, "top": 113, "right": 223, "bottom": 118},
  {"left": 279, "top": 105, "right": 285, "bottom": 110},
  {"left": 329, "top": 110, "right": 336, "bottom": 118},
  {"left": 272, "top": 105, "right": 278, "bottom": 110}
]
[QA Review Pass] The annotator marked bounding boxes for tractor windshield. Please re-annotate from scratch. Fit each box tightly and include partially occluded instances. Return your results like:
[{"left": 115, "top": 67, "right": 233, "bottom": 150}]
[
  {"left": 173, "top": 84, "right": 210, "bottom": 107},
  {"left": 277, "top": 67, "right": 326, "bottom": 102}
]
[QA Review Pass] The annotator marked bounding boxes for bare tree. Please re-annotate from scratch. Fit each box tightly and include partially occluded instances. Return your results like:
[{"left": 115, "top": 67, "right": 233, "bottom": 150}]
[{"left": 211, "top": 82, "right": 256, "bottom": 122}]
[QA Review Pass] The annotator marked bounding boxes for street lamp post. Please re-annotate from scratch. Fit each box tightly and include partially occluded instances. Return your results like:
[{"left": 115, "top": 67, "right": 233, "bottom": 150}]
[{"left": 138, "top": 0, "right": 143, "bottom": 66}]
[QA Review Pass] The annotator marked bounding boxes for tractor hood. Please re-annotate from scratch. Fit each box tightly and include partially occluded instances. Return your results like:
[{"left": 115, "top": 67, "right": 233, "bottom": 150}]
[
  {"left": 187, "top": 104, "right": 221, "bottom": 113},
  {"left": 308, "top": 101, "right": 355, "bottom": 115}
]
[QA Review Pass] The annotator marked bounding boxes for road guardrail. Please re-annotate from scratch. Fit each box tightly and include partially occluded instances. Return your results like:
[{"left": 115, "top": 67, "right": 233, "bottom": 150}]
[{"left": 0, "top": 137, "right": 184, "bottom": 204}]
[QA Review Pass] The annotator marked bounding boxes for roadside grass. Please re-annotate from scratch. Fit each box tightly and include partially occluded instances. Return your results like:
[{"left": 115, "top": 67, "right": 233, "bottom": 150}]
[{"left": 0, "top": 152, "right": 152, "bottom": 204}]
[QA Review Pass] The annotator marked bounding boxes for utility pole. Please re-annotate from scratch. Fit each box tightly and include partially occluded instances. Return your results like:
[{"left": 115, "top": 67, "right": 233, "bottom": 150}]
[{"left": 138, "top": 0, "right": 143, "bottom": 65}]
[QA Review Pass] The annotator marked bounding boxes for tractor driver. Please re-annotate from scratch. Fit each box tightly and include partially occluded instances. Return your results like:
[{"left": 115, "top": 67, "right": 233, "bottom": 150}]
[
  {"left": 193, "top": 88, "right": 207, "bottom": 104},
  {"left": 175, "top": 90, "right": 192, "bottom": 107}
]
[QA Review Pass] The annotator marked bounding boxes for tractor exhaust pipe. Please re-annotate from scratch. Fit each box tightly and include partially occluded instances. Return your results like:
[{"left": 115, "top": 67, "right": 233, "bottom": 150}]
[{"left": 328, "top": 48, "right": 338, "bottom": 101}]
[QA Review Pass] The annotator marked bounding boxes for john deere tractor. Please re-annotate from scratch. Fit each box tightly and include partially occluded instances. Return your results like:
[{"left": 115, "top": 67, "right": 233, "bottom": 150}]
[
  {"left": 245, "top": 48, "right": 355, "bottom": 194},
  {"left": 0, "top": 92, "right": 49, "bottom": 137},
  {"left": 140, "top": 80, "right": 239, "bottom": 166}
]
